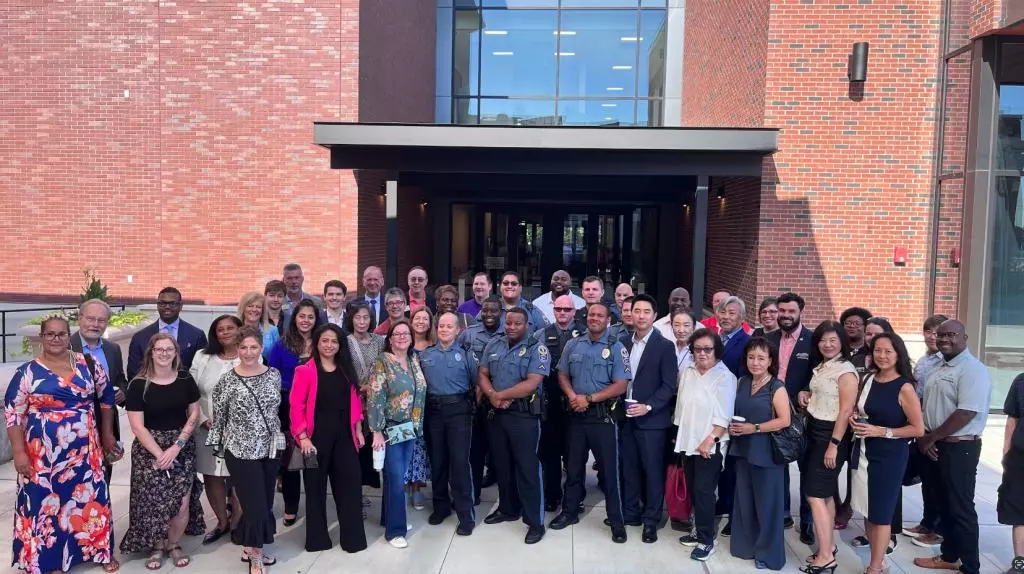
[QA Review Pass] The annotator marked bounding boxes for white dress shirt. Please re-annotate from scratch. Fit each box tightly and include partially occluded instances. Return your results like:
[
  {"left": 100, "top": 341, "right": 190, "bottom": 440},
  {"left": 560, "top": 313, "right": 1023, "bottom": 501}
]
[
  {"left": 674, "top": 342, "right": 693, "bottom": 372},
  {"left": 673, "top": 360, "right": 737, "bottom": 454},
  {"left": 533, "top": 290, "right": 586, "bottom": 323}
]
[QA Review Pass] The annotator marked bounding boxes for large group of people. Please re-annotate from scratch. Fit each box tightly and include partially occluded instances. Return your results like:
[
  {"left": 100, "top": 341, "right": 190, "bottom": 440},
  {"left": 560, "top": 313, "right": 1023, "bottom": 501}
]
[{"left": 3, "top": 263, "right": 1018, "bottom": 574}]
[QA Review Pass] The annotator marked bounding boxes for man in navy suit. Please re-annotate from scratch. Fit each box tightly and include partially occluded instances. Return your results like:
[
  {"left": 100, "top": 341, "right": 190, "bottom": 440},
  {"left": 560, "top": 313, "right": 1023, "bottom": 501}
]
[
  {"left": 714, "top": 296, "right": 751, "bottom": 532},
  {"left": 620, "top": 293, "right": 679, "bottom": 543},
  {"left": 127, "top": 287, "right": 208, "bottom": 380},
  {"left": 351, "top": 265, "right": 386, "bottom": 329},
  {"left": 765, "top": 292, "right": 819, "bottom": 544}
]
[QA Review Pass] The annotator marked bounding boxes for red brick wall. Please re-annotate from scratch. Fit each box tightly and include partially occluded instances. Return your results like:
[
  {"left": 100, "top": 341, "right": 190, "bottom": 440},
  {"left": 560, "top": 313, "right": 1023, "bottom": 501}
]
[
  {"left": 705, "top": 176, "right": 761, "bottom": 321},
  {"left": 681, "top": 0, "right": 770, "bottom": 128}
]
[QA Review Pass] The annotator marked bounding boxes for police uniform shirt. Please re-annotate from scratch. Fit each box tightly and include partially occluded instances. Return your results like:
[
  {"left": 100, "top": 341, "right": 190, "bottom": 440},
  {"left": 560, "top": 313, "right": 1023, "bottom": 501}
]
[
  {"left": 530, "top": 321, "right": 583, "bottom": 363},
  {"left": 459, "top": 323, "right": 504, "bottom": 363},
  {"left": 557, "top": 330, "right": 632, "bottom": 396},
  {"left": 499, "top": 298, "right": 550, "bottom": 335},
  {"left": 420, "top": 342, "right": 478, "bottom": 396},
  {"left": 483, "top": 335, "right": 550, "bottom": 392}
]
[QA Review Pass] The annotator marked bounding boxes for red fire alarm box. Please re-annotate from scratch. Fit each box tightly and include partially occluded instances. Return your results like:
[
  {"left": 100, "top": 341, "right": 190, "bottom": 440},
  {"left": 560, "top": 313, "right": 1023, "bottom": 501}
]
[
  {"left": 951, "top": 247, "right": 961, "bottom": 268},
  {"left": 894, "top": 246, "right": 907, "bottom": 266}
]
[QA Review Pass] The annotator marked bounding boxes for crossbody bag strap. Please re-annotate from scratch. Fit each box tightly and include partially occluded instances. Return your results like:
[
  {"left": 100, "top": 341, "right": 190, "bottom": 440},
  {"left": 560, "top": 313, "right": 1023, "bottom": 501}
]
[{"left": 237, "top": 374, "right": 276, "bottom": 447}]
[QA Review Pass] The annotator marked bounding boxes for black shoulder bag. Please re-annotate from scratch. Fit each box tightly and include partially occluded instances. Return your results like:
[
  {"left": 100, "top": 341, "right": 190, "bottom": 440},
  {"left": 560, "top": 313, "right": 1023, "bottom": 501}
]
[{"left": 769, "top": 380, "right": 806, "bottom": 465}]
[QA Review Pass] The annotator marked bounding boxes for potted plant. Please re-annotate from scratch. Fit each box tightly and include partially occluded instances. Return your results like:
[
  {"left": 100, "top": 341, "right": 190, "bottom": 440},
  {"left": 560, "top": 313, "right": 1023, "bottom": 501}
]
[{"left": 18, "top": 268, "right": 152, "bottom": 358}]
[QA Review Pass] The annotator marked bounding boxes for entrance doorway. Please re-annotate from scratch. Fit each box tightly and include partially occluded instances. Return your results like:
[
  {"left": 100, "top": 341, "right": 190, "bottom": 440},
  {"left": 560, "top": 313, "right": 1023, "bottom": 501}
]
[{"left": 450, "top": 203, "right": 660, "bottom": 301}]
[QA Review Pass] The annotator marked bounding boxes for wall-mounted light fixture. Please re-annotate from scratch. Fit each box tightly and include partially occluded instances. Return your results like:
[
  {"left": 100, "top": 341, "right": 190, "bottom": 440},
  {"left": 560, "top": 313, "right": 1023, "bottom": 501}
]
[
  {"left": 716, "top": 186, "right": 725, "bottom": 200},
  {"left": 848, "top": 42, "right": 869, "bottom": 82}
]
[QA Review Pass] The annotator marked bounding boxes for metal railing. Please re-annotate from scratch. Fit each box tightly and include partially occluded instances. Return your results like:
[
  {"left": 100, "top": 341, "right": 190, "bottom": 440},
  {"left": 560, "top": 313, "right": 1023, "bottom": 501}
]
[{"left": 1, "top": 305, "right": 127, "bottom": 363}]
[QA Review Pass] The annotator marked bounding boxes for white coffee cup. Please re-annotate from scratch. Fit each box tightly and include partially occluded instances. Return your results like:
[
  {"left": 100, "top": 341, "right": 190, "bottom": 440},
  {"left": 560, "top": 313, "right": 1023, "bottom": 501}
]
[
  {"left": 731, "top": 416, "right": 746, "bottom": 423},
  {"left": 624, "top": 398, "right": 638, "bottom": 417},
  {"left": 372, "top": 447, "right": 386, "bottom": 471}
]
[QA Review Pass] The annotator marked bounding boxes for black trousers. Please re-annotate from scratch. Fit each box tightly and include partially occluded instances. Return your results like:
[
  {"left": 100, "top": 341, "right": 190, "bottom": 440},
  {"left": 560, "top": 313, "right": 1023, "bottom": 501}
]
[
  {"left": 621, "top": 422, "right": 667, "bottom": 527},
  {"left": 716, "top": 453, "right": 737, "bottom": 516},
  {"left": 539, "top": 404, "right": 569, "bottom": 505},
  {"left": 562, "top": 417, "right": 622, "bottom": 526},
  {"left": 424, "top": 397, "right": 476, "bottom": 527},
  {"left": 470, "top": 404, "right": 490, "bottom": 502},
  {"left": 278, "top": 391, "right": 301, "bottom": 515},
  {"left": 918, "top": 447, "right": 944, "bottom": 534},
  {"left": 303, "top": 427, "right": 367, "bottom": 553},
  {"left": 683, "top": 447, "right": 724, "bottom": 545},
  {"left": 937, "top": 440, "right": 982, "bottom": 574},
  {"left": 225, "top": 453, "right": 278, "bottom": 548},
  {"left": 488, "top": 410, "right": 544, "bottom": 528}
]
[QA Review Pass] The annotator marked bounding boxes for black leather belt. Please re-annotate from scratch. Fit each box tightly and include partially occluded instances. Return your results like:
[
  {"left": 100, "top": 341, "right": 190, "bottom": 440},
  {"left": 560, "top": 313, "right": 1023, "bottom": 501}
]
[{"left": 426, "top": 394, "right": 470, "bottom": 407}]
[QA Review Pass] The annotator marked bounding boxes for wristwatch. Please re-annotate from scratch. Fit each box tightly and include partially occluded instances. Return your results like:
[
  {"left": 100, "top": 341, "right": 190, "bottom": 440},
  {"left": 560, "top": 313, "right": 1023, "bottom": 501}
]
[
  {"left": 174, "top": 439, "right": 186, "bottom": 448},
  {"left": 644, "top": 404, "right": 652, "bottom": 413},
  {"left": 884, "top": 427, "right": 894, "bottom": 439},
  {"left": 754, "top": 423, "right": 761, "bottom": 433},
  {"left": 586, "top": 394, "right": 594, "bottom": 404},
  {"left": 713, "top": 436, "right": 721, "bottom": 444},
  {"left": 829, "top": 437, "right": 842, "bottom": 446}
]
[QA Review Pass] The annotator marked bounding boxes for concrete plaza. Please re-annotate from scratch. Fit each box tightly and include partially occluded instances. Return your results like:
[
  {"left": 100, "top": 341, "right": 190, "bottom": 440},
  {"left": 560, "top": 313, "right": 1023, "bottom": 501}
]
[{"left": 0, "top": 412, "right": 1016, "bottom": 574}]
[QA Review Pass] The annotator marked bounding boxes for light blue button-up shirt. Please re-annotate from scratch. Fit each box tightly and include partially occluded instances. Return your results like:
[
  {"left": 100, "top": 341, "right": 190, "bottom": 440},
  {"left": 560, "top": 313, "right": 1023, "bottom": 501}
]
[
  {"left": 158, "top": 319, "right": 180, "bottom": 341},
  {"left": 80, "top": 338, "right": 110, "bottom": 378}
]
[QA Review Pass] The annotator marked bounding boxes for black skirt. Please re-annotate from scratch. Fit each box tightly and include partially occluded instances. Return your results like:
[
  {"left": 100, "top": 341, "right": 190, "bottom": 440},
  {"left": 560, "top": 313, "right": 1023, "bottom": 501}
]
[
  {"left": 801, "top": 417, "right": 851, "bottom": 499},
  {"left": 998, "top": 447, "right": 1024, "bottom": 526}
]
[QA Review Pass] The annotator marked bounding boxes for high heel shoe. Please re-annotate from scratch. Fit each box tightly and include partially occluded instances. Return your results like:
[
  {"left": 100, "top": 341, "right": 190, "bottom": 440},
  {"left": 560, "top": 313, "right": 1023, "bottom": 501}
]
[
  {"left": 799, "top": 559, "right": 837, "bottom": 574},
  {"left": 805, "top": 545, "right": 838, "bottom": 563}
]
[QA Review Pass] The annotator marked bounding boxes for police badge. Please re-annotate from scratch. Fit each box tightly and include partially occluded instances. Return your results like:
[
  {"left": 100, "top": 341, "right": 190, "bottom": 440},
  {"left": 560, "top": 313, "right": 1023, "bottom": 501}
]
[
  {"left": 601, "top": 348, "right": 611, "bottom": 359},
  {"left": 455, "top": 352, "right": 462, "bottom": 362},
  {"left": 572, "top": 329, "right": 580, "bottom": 338},
  {"left": 519, "top": 347, "right": 527, "bottom": 357}
]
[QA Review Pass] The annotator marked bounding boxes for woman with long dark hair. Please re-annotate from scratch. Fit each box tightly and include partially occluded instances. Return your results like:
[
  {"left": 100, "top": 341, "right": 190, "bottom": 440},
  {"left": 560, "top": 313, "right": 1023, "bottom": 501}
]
[
  {"left": 797, "top": 321, "right": 858, "bottom": 574},
  {"left": 848, "top": 333, "right": 924, "bottom": 574},
  {"left": 406, "top": 306, "right": 435, "bottom": 510},
  {"left": 290, "top": 324, "right": 367, "bottom": 553},
  {"left": 346, "top": 303, "right": 386, "bottom": 501},
  {"left": 267, "top": 299, "right": 322, "bottom": 525}
]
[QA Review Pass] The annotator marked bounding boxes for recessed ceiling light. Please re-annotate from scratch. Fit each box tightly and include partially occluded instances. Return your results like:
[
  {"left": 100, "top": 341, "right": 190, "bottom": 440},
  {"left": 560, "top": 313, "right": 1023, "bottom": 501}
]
[
  {"left": 492, "top": 51, "right": 514, "bottom": 56},
  {"left": 554, "top": 30, "right": 577, "bottom": 36},
  {"left": 612, "top": 65, "right": 633, "bottom": 70},
  {"left": 484, "top": 30, "right": 508, "bottom": 35},
  {"left": 601, "top": 103, "right": 617, "bottom": 108},
  {"left": 606, "top": 87, "right": 624, "bottom": 91},
  {"left": 556, "top": 51, "right": 576, "bottom": 56},
  {"left": 619, "top": 36, "right": 644, "bottom": 42}
]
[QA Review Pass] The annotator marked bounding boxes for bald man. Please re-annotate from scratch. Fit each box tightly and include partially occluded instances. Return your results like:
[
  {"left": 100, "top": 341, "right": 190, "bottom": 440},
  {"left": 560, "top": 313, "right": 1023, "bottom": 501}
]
[
  {"left": 534, "top": 270, "right": 586, "bottom": 323},
  {"left": 653, "top": 287, "right": 703, "bottom": 340}
]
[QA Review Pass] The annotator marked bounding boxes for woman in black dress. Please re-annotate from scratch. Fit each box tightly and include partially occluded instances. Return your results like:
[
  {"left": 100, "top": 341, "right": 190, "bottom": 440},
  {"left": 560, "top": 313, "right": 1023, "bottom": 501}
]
[
  {"left": 848, "top": 333, "right": 924, "bottom": 574},
  {"left": 289, "top": 324, "right": 367, "bottom": 553}
]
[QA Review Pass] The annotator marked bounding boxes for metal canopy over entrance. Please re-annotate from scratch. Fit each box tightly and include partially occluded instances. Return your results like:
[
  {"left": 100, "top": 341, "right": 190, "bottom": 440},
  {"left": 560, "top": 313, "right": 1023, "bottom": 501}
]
[{"left": 313, "top": 122, "right": 778, "bottom": 307}]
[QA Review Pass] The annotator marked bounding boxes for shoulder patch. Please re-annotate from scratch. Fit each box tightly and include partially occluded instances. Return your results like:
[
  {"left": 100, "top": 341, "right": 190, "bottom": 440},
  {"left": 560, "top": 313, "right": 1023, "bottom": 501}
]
[
  {"left": 621, "top": 347, "right": 631, "bottom": 373},
  {"left": 538, "top": 345, "right": 548, "bottom": 356}
]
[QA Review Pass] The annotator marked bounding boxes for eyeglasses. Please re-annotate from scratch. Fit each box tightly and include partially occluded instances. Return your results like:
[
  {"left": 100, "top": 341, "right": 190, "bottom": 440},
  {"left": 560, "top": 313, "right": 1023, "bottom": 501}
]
[
  {"left": 391, "top": 332, "right": 411, "bottom": 339},
  {"left": 385, "top": 300, "right": 405, "bottom": 307},
  {"left": 501, "top": 281, "right": 519, "bottom": 286},
  {"left": 935, "top": 332, "right": 962, "bottom": 340},
  {"left": 42, "top": 332, "right": 69, "bottom": 340},
  {"left": 409, "top": 277, "right": 426, "bottom": 283},
  {"left": 553, "top": 307, "right": 575, "bottom": 313},
  {"left": 692, "top": 346, "right": 715, "bottom": 355},
  {"left": 153, "top": 348, "right": 177, "bottom": 355},
  {"left": 157, "top": 300, "right": 181, "bottom": 307},
  {"left": 843, "top": 319, "right": 864, "bottom": 327}
]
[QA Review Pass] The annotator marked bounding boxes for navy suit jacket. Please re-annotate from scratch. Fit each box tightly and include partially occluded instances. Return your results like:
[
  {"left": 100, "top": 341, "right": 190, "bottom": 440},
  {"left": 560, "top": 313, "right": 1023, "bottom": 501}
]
[
  {"left": 71, "top": 332, "right": 128, "bottom": 440},
  {"left": 621, "top": 329, "right": 679, "bottom": 430},
  {"left": 765, "top": 326, "right": 818, "bottom": 400},
  {"left": 721, "top": 328, "right": 751, "bottom": 379},
  {"left": 127, "top": 320, "right": 207, "bottom": 381}
]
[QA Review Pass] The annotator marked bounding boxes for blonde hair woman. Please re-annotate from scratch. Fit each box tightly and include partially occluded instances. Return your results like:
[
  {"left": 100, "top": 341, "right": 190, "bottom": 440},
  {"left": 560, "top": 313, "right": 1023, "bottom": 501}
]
[{"left": 238, "top": 291, "right": 280, "bottom": 359}]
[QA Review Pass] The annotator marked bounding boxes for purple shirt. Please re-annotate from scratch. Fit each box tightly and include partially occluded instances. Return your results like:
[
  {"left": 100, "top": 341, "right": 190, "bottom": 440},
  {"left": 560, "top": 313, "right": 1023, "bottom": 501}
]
[{"left": 457, "top": 298, "right": 483, "bottom": 318}]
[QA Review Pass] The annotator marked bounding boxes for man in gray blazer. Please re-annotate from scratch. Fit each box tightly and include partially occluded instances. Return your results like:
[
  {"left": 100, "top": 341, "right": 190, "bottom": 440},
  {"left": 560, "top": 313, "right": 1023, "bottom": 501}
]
[{"left": 71, "top": 298, "right": 128, "bottom": 480}]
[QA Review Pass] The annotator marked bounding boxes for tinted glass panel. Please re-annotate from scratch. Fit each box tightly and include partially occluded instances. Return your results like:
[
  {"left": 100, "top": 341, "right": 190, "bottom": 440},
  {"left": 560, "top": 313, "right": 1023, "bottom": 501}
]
[
  {"left": 479, "top": 98, "right": 557, "bottom": 124},
  {"left": 561, "top": 0, "right": 639, "bottom": 7},
  {"left": 457, "top": 0, "right": 558, "bottom": 7},
  {"left": 557, "top": 11, "right": 639, "bottom": 98},
  {"left": 454, "top": 97, "right": 480, "bottom": 124},
  {"left": 454, "top": 9, "right": 481, "bottom": 96},
  {"left": 558, "top": 99, "right": 636, "bottom": 125},
  {"left": 984, "top": 176, "right": 1024, "bottom": 411},
  {"left": 479, "top": 10, "right": 558, "bottom": 97},
  {"left": 638, "top": 10, "right": 667, "bottom": 98}
]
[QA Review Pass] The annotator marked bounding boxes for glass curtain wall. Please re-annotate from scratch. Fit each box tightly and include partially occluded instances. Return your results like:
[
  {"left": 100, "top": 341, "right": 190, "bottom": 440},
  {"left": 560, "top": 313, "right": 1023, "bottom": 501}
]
[{"left": 452, "top": 0, "right": 667, "bottom": 126}]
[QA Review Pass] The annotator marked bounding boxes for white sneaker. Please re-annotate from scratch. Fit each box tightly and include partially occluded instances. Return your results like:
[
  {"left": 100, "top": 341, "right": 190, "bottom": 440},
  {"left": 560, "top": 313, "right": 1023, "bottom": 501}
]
[
  {"left": 407, "top": 523, "right": 413, "bottom": 532},
  {"left": 389, "top": 536, "right": 408, "bottom": 549}
]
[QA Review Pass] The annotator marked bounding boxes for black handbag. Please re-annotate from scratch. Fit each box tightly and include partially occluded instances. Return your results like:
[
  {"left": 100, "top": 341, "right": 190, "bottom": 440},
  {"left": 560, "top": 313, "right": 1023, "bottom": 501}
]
[{"left": 770, "top": 397, "right": 806, "bottom": 465}]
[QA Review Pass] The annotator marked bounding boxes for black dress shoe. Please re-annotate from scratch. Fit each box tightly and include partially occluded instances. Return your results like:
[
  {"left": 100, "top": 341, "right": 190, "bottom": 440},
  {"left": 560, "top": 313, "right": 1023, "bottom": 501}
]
[
  {"left": 428, "top": 512, "right": 451, "bottom": 526},
  {"left": 525, "top": 525, "right": 546, "bottom": 544},
  {"left": 671, "top": 518, "right": 692, "bottom": 532},
  {"left": 549, "top": 513, "right": 579, "bottom": 530},
  {"left": 783, "top": 517, "right": 795, "bottom": 530},
  {"left": 611, "top": 526, "right": 627, "bottom": 543},
  {"left": 720, "top": 520, "right": 732, "bottom": 537},
  {"left": 642, "top": 525, "right": 658, "bottom": 543},
  {"left": 456, "top": 522, "right": 474, "bottom": 536},
  {"left": 474, "top": 495, "right": 482, "bottom": 506},
  {"left": 544, "top": 500, "right": 561, "bottom": 513},
  {"left": 481, "top": 473, "right": 498, "bottom": 488},
  {"left": 604, "top": 518, "right": 642, "bottom": 527},
  {"left": 799, "top": 524, "right": 816, "bottom": 545},
  {"left": 484, "top": 510, "right": 520, "bottom": 525}
]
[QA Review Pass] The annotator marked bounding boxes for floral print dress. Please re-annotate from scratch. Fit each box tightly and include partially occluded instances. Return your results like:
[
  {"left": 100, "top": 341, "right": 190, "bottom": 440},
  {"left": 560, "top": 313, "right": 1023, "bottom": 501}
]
[{"left": 4, "top": 355, "right": 116, "bottom": 574}]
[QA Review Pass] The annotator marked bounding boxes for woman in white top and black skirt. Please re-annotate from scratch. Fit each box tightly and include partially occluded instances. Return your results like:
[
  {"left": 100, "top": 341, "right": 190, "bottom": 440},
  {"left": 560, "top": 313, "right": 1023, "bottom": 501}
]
[{"left": 797, "top": 321, "right": 859, "bottom": 574}]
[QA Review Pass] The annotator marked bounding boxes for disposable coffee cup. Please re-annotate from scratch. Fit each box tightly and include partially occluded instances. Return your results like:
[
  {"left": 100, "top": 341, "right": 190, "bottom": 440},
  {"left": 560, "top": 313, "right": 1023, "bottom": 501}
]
[
  {"left": 372, "top": 447, "right": 386, "bottom": 471},
  {"left": 731, "top": 416, "right": 746, "bottom": 423},
  {"left": 624, "top": 398, "right": 638, "bottom": 417}
]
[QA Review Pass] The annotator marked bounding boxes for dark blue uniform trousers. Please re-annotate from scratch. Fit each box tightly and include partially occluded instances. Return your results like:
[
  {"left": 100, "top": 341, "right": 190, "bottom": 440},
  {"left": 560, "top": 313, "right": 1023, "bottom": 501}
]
[
  {"left": 621, "top": 420, "right": 666, "bottom": 527},
  {"left": 562, "top": 416, "right": 623, "bottom": 526},
  {"left": 731, "top": 458, "right": 786, "bottom": 570},
  {"left": 424, "top": 396, "right": 476, "bottom": 527},
  {"left": 470, "top": 404, "right": 490, "bottom": 502},
  {"left": 488, "top": 410, "right": 544, "bottom": 528},
  {"left": 540, "top": 404, "right": 569, "bottom": 505}
]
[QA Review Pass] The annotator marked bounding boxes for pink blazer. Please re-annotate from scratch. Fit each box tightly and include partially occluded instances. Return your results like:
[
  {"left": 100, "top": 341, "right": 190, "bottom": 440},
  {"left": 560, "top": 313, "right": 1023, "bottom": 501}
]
[{"left": 289, "top": 359, "right": 363, "bottom": 450}]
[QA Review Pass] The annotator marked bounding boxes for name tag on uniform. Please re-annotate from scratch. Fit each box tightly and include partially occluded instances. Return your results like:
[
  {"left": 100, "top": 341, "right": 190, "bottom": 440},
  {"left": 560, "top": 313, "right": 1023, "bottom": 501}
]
[{"left": 796, "top": 352, "right": 809, "bottom": 361}]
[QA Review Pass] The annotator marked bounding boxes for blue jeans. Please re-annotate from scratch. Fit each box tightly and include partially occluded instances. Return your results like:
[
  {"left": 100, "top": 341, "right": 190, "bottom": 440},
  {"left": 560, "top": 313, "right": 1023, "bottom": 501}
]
[{"left": 382, "top": 439, "right": 415, "bottom": 540}]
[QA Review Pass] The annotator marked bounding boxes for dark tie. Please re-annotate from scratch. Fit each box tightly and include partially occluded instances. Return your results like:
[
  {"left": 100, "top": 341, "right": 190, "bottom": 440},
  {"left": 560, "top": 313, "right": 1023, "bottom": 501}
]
[{"left": 370, "top": 299, "right": 378, "bottom": 321}]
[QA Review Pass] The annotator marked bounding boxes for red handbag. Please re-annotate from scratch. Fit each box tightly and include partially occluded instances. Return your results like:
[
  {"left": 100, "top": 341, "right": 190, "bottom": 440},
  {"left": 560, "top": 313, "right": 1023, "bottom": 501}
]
[{"left": 665, "top": 463, "right": 691, "bottom": 520}]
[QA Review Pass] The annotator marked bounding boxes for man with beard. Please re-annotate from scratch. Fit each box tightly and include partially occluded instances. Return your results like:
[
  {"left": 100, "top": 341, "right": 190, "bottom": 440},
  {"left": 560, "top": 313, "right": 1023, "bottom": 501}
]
[
  {"left": 498, "top": 271, "right": 548, "bottom": 334},
  {"left": 574, "top": 276, "right": 620, "bottom": 328},
  {"left": 765, "top": 292, "right": 818, "bottom": 542},
  {"left": 654, "top": 287, "right": 703, "bottom": 340},
  {"left": 533, "top": 270, "right": 585, "bottom": 324},
  {"left": 611, "top": 283, "right": 634, "bottom": 320},
  {"left": 531, "top": 294, "right": 582, "bottom": 512},
  {"left": 460, "top": 297, "right": 505, "bottom": 500}
]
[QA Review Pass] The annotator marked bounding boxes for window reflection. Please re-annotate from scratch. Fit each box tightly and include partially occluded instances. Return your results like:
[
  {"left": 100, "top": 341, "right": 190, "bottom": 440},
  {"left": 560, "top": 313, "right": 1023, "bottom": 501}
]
[
  {"left": 558, "top": 11, "right": 640, "bottom": 98},
  {"left": 638, "top": 10, "right": 667, "bottom": 98},
  {"left": 558, "top": 99, "right": 636, "bottom": 125},
  {"left": 479, "top": 98, "right": 557, "bottom": 125},
  {"left": 454, "top": 10, "right": 481, "bottom": 96},
  {"left": 455, "top": 97, "right": 480, "bottom": 124},
  {"left": 480, "top": 10, "right": 558, "bottom": 97}
]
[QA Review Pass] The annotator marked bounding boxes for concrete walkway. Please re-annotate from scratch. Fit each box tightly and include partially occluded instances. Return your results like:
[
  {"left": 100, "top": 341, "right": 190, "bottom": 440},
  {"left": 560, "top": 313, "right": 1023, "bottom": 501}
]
[{"left": 0, "top": 415, "right": 1015, "bottom": 574}]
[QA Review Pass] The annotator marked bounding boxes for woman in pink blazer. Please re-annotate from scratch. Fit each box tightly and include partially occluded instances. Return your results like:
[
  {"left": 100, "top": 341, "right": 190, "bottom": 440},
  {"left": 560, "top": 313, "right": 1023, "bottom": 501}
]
[{"left": 289, "top": 323, "right": 367, "bottom": 553}]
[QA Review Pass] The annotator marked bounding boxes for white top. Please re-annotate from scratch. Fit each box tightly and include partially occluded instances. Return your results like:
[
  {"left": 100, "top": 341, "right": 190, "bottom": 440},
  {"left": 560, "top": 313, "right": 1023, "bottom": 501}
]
[
  {"left": 674, "top": 343, "right": 693, "bottom": 372},
  {"left": 807, "top": 357, "right": 858, "bottom": 421},
  {"left": 672, "top": 360, "right": 737, "bottom": 454},
  {"left": 533, "top": 291, "right": 586, "bottom": 323},
  {"left": 189, "top": 352, "right": 242, "bottom": 422},
  {"left": 654, "top": 314, "right": 704, "bottom": 342}
]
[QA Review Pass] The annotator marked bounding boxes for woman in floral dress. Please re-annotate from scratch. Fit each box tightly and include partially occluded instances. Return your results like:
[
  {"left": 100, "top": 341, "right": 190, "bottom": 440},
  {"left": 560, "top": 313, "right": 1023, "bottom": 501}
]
[
  {"left": 405, "top": 307, "right": 435, "bottom": 510},
  {"left": 4, "top": 315, "right": 123, "bottom": 574}
]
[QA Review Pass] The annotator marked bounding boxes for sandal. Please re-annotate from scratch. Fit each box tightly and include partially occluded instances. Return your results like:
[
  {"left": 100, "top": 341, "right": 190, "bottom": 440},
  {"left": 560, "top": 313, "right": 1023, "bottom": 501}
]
[
  {"left": 241, "top": 552, "right": 277, "bottom": 566},
  {"left": 282, "top": 514, "right": 297, "bottom": 527},
  {"left": 851, "top": 536, "right": 870, "bottom": 547},
  {"left": 145, "top": 551, "right": 164, "bottom": 571},
  {"left": 167, "top": 546, "right": 191, "bottom": 568},
  {"left": 102, "top": 559, "right": 121, "bottom": 573},
  {"left": 203, "top": 526, "right": 229, "bottom": 545}
]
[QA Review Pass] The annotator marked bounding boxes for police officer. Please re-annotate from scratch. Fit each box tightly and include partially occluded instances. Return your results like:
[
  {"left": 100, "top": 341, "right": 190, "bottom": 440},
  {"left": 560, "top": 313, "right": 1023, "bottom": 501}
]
[
  {"left": 531, "top": 293, "right": 582, "bottom": 512},
  {"left": 573, "top": 276, "right": 622, "bottom": 329},
  {"left": 420, "top": 311, "right": 478, "bottom": 536},
  {"left": 459, "top": 296, "right": 504, "bottom": 502},
  {"left": 497, "top": 270, "right": 549, "bottom": 334},
  {"left": 478, "top": 307, "right": 550, "bottom": 545},
  {"left": 548, "top": 302, "right": 631, "bottom": 544}
]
